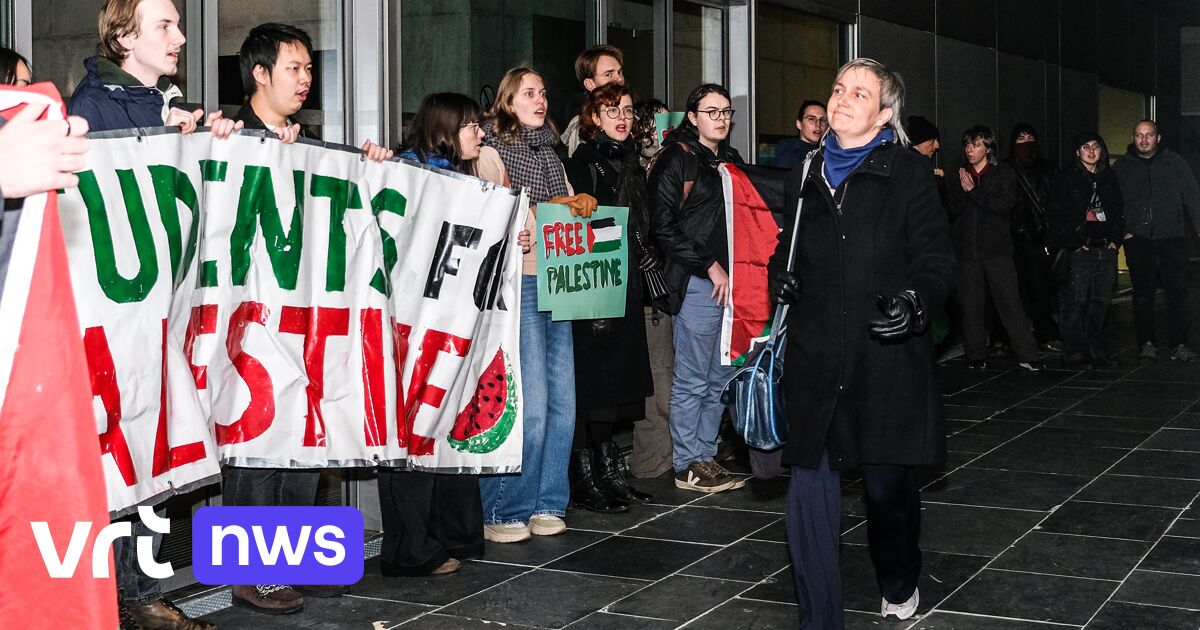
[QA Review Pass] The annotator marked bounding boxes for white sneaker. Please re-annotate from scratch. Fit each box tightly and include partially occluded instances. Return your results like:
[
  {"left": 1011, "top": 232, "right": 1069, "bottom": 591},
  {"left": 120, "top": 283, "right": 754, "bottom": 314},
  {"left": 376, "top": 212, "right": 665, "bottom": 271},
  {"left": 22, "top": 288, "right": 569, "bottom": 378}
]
[
  {"left": 881, "top": 587, "right": 919, "bottom": 621},
  {"left": 528, "top": 515, "right": 566, "bottom": 536},
  {"left": 483, "top": 523, "right": 531, "bottom": 543}
]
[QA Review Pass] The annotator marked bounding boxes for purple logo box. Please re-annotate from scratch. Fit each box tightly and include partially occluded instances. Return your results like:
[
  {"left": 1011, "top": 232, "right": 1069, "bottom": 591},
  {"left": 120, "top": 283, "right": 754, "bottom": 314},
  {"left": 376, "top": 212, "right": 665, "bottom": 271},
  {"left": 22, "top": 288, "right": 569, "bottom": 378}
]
[{"left": 191, "top": 506, "right": 364, "bottom": 585}]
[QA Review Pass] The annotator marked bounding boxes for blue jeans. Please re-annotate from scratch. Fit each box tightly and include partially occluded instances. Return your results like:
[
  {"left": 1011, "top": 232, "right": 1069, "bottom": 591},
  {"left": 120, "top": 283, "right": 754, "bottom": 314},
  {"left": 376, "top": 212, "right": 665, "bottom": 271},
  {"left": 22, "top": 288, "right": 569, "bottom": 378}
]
[
  {"left": 114, "top": 512, "right": 163, "bottom": 605},
  {"left": 1060, "top": 247, "right": 1117, "bottom": 358},
  {"left": 669, "top": 277, "right": 732, "bottom": 472},
  {"left": 479, "top": 276, "right": 575, "bottom": 524}
]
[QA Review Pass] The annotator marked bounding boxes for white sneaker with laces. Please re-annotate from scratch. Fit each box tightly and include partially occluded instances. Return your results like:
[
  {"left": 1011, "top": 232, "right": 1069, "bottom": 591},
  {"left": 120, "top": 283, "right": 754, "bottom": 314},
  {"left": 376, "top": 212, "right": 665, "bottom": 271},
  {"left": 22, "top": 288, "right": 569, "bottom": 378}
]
[
  {"left": 529, "top": 514, "right": 566, "bottom": 536},
  {"left": 881, "top": 587, "right": 919, "bottom": 621}
]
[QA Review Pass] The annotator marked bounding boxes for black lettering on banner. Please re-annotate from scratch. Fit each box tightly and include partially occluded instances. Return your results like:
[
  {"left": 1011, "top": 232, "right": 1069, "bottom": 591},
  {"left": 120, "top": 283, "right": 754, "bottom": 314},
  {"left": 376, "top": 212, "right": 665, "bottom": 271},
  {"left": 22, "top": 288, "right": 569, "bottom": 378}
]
[{"left": 424, "top": 221, "right": 482, "bottom": 299}]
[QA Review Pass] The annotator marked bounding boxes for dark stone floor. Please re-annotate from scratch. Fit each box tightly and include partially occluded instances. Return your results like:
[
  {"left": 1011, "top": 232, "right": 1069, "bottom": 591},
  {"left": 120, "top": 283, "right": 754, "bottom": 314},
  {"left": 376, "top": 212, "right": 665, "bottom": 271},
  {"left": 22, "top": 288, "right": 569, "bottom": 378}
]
[{"left": 194, "top": 293, "right": 1200, "bottom": 629}]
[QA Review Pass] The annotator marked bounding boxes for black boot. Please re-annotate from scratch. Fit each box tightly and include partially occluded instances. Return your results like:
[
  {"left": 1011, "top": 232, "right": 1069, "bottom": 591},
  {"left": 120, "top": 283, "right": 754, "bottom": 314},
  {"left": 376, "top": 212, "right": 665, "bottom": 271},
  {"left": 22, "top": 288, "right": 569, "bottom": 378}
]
[
  {"left": 571, "top": 449, "right": 629, "bottom": 513},
  {"left": 595, "top": 442, "right": 654, "bottom": 504}
]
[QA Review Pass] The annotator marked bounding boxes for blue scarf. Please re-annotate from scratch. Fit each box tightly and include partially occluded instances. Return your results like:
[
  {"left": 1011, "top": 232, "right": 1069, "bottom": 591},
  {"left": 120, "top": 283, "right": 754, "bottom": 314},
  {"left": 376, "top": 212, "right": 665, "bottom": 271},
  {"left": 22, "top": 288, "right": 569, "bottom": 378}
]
[
  {"left": 822, "top": 127, "right": 894, "bottom": 189},
  {"left": 399, "top": 149, "right": 456, "bottom": 172}
]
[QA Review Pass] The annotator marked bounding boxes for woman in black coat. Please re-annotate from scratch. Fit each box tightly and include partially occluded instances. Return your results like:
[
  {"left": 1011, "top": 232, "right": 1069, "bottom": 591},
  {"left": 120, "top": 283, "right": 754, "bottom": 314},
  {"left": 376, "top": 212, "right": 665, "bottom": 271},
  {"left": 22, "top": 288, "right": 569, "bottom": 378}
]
[
  {"left": 770, "top": 58, "right": 955, "bottom": 629},
  {"left": 562, "top": 83, "right": 655, "bottom": 511},
  {"left": 1048, "top": 133, "right": 1125, "bottom": 367}
]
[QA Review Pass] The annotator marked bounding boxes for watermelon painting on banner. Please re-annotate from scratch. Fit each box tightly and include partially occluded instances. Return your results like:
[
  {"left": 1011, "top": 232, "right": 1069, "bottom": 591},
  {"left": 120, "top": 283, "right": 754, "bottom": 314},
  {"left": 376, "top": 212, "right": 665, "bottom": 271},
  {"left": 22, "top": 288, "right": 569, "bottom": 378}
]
[{"left": 58, "top": 129, "right": 528, "bottom": 516}]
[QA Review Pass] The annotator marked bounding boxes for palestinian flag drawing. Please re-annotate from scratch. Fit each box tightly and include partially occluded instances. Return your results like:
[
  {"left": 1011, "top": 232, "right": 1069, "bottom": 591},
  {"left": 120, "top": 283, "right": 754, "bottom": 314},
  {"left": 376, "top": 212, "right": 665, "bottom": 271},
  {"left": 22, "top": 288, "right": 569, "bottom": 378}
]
[
  {"left": 0, "top": 85, "right": 118, "bottom": 628},
  {"left": 586, "top": 216, "right": 623, "bottom": 253},
  {"left": 719, "top": 162, "right": 788, "bottom": 366}
]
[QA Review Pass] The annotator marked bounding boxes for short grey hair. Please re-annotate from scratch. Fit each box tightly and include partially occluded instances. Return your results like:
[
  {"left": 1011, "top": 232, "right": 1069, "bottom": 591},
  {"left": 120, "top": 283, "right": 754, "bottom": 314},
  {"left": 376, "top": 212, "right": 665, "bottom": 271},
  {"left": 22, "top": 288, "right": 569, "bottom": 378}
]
[{"left": 833, "top": 58, "right": 909, "bottom": 146}]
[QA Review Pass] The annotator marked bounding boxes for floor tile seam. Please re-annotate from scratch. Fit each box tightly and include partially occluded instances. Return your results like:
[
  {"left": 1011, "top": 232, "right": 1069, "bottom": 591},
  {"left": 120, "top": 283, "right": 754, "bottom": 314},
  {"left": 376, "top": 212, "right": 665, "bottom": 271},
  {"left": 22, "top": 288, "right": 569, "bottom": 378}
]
[
  {"left": 342, "top": 593, "right": 439, "bottom": 607},
  {"left": 682, "top": 502, "right": 786, "bottom": 516},
  {"left": 1028, "top": 530, "right": 1164, "bottom": 544},
  {"left": 415, "top": 564, "right": 541, "bottom": 620},
  {"left": 1132, "top": 567, "right": 1200, "bottom": 579},
  {"left": 589, "top": 609, "right": 679, "bottom": 622},
  {"left": 986, "top": 566, "right": 1122, "bottom": 583},
  {"left": 839, "top": 540, "right": 995, "bottom": 559},
  {"left": 605, "top": 532, "right": 726, "bottom": 547},
  {"left": 1106, "top": 595, "right": 1200, "bottom": 613},
  {"left": 1070, "top": 498, "right": 1193, "bottom": 510},
  {"left": 919, "top": 499, "right": 1051, "bottom": 514},
  {"left": 913, "top": 607, "right": 1085, "bottom": 626},
  {"left": 536, "top": 566, "right": 656, "bottom": 583}
]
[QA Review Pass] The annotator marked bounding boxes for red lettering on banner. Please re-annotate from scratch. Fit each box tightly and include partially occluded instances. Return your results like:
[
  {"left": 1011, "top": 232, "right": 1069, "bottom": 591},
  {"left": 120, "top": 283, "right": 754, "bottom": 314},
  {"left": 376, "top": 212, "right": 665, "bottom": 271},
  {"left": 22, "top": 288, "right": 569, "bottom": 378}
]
[
  {"left": 404, "top": 330, "right": 471, "bottom": 455},
  {"left": 152, "top": 318, "right": 206, "bottom": 476},
  {"left": 391, "top": 320, "right": 412, "bottom": 448},
  {"left": 571, "top": 221, "right": 584, "bottom": 255},
  {"left": 217, "top": 302, "right": 274, "bottom": 445},
  {"left": 83, "top": 326, "right": 137, "bottom": 486},
  {"left": 184, "top": 304, "right": 218, "bottom": 388},
  {"left": 360, "top": 308, "right": 387, "bottom": 447},
  {"left": 542, "top": 224, "right": 555, "bottom": 259},
  {"left": 279, "top": 306, "right": 350, "bottom": 447}
]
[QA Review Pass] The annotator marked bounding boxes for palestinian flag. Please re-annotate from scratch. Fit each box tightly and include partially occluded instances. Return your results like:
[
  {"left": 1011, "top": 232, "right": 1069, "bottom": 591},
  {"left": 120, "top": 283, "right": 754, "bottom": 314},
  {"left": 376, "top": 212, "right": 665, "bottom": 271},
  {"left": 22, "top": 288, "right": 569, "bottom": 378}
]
[
  {"left": 0, "top": 85, "right": 118, "bottom": 628},
  {"left": 587, "top": 216, "right": 623, "bottom": 253},
  {"left": 719, "top": 163, "right": 788, "bottom": 366}
]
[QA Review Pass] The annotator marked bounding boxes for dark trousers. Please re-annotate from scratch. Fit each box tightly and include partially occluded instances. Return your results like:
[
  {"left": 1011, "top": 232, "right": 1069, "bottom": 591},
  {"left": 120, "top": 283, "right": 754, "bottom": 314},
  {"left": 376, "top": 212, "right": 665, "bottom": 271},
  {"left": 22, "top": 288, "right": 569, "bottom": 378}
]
[
  {"left": 748, "top": 447, "right": 787, "bottom": 479},
  {"left": 114, "top": 511, "right": 163, "bottom": 605},
  {"left": 1012, "top": 239, "right": 1059, "bottom": 342},
  {"left": 223, "top": 466, "right": 321, "bottom": 507},
  {"left": 1060, "top": 247, "right": 1117, "bottom": 358},
  {"left": 378, "top": 469, "right": 484, "bottom": 575},
  {"left": 957, "top": 257, "right": 1040, "bottom": 362},
  {"left": 785, "top": 454, "right": 921, "bottom": 630},
  {"left": 1126, "top": 236, "right": 1191, "bottom": 347}
]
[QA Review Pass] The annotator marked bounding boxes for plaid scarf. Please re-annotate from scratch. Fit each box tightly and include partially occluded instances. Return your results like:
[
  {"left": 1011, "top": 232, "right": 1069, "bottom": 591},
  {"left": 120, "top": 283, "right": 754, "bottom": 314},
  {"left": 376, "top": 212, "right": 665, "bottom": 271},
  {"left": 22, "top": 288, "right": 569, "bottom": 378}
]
[{"left": 482, "top": 120, "right": 569, "bottom": 203}]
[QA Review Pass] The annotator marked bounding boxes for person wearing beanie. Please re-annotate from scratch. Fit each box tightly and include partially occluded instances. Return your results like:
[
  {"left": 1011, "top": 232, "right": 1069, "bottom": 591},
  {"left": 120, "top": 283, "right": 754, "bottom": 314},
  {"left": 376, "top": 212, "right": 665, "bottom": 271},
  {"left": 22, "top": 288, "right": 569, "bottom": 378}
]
[
  {"left": 1048, "top": 133, "right": 1124, "bottom": 367},
  {"left": 907, "top": 115, "right": 945, "bottom": 203},
  {"left": 1004, "top": 124, "right": 1061, "bottom": 352}
]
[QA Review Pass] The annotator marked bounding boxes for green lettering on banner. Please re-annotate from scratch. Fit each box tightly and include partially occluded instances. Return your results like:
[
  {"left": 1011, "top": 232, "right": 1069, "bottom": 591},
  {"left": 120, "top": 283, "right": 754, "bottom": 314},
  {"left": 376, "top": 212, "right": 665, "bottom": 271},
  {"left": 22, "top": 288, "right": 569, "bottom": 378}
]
[
  {"left": 310, "top": 175, "right": 364, "bottom": 293},
  {"left": 369, "top": 188, "right": 407, "bottom": 295},
  {"left": 148, "top": 165, "right": 200, "bottom": 289},
  {"left": 200, "top": 159, "right": 228, "bottom": 183},
  {"left": 230, "top": 167, "right": 304, "bottom": 290},
  {"left": 78, "top": 169, "right": 160, "bottom": 304}
]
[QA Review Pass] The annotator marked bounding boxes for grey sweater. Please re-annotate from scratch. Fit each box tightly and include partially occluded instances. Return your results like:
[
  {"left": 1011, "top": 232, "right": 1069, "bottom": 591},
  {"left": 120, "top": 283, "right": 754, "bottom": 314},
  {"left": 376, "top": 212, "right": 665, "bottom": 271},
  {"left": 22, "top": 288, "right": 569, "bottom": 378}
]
[{"left": 1113, "top": 146, "right": 1200, "bottom": 240}]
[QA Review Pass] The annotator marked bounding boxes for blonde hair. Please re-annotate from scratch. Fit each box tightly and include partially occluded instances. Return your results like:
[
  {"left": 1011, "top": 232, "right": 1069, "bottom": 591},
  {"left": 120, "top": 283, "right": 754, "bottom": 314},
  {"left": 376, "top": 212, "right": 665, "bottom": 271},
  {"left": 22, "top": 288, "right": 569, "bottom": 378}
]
[
  {"left": 488, "top": 67, "right": 557, "bottom": 144},
  {"left": 833, "top": 58, "right": 909, "bottom": 146},
  {"left": 97, "top": 0, "right": 144, "bottom": 62}
]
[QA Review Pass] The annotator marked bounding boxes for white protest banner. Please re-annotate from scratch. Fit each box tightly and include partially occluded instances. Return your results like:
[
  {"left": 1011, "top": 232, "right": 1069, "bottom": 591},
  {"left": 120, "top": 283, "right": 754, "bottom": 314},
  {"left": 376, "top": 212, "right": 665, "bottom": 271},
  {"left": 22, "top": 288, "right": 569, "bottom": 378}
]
[{"left": 58, "top": 129, "right": 527, "bottom": 515}]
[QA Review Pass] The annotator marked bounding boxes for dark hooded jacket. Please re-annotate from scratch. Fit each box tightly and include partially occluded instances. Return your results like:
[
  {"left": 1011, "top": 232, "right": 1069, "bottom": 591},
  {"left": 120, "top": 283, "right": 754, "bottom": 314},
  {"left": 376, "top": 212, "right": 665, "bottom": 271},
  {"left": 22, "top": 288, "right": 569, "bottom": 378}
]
[
  {"left": 1003, "top": 123, "right": 1057, "bottom": 243},
  {"left": 646, "top": 126, "right": 744, "bottom": 314},
  {"left": 1048, "top": 153, "right": 1125, "bottom": 251},
  {"left": 772, "top": 137, "right": 820, "bottom": 170},
  {"left": 769, "top": 139, "right": 955, "bottom": 469},
  {"left": 1112, "top": 145, "right": 1200, "bottom": 240},
  {"left": 68, "top": 57, "right": 182, "bottom": 132}
]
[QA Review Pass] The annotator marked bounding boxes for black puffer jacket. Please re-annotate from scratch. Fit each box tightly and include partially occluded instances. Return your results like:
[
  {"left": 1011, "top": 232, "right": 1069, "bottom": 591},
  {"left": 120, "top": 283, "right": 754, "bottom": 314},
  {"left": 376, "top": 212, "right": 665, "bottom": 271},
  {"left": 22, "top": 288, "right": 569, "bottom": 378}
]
[
  {"left": 946, "top": 161, "right": 1021, "bottom": 260},
  {"left": 1048, "top": 161, "right": 1125, "bottom": 250},
  {"left": 647, "top": 127, "right": 744, "bottom": 314}
]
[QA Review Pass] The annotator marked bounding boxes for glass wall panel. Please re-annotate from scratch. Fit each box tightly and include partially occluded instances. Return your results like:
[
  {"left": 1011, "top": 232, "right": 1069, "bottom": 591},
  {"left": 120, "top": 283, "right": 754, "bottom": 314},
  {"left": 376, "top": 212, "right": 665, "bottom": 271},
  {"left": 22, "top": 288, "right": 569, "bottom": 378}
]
[
  {"left": 608, "top": 0, "right": 659, "bottom": 104},
  {"left": 755, "top": 4, "right": 839, "bottom": 163},
  {"left": 32, "top": 0, "right": 189, "bottom": 104},
  {"left": 399, "top": 0, "right": 587, "bottom": 134},
  {"left": 671, "top": 0, "right": 724, "bottom": 109},
  {"left": 217, "top": 0, "right": 343, "bottom": 141}
]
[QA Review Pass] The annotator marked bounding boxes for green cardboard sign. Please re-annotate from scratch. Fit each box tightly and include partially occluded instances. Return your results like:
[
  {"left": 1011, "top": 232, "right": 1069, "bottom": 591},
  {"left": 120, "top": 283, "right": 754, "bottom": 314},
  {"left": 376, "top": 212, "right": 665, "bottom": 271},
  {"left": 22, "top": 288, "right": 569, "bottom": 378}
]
[
  {"left": 654, "top": 112, "right": 687, "bottom": 143},
  {"left": 535, "top": 203, "right": 629, "bottom": 320}
]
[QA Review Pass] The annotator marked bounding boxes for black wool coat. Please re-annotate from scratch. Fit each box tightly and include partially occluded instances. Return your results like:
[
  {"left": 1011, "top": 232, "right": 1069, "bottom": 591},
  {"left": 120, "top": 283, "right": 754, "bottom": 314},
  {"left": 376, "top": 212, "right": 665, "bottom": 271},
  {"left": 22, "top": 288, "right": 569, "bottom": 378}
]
[
  {"left": 945, "top": 161, "right": 1021, "bottom": 261},
  {"left": 769, "top": 141, "right": 956, "bottom": 470}
]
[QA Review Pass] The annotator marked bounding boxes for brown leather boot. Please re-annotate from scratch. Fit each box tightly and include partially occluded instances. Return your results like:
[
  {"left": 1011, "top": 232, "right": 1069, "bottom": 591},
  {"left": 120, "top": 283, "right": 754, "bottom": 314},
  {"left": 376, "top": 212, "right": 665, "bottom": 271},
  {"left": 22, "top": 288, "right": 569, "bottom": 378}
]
[
  {"left": 230, "top": 584, "right": 303, "bottom": 615},
  {"left": 120, "top": 598, "right": 218, "bottom": 630}
]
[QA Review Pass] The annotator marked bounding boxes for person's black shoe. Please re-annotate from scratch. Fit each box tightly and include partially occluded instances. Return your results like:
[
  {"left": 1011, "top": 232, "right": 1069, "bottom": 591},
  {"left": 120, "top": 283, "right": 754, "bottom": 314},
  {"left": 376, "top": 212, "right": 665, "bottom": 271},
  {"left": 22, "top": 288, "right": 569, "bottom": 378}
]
[
  {"left": 749, "top": 476, "right": 789, "bottom": 501},
  {"left": 1062, "top": 353, "right": 1090, "bottom": 369},
  {"left": 967, "top": 359, "right": 988, "bottom": 369},
  {"left": 594, "top": 442, "right": 654, "bottom": 504},
  {"left": 570, "top": 449, "right": 629, "bottom": 513},
  {"left": 1039, "top": 339, "right": 1064, "bottom": 353}
]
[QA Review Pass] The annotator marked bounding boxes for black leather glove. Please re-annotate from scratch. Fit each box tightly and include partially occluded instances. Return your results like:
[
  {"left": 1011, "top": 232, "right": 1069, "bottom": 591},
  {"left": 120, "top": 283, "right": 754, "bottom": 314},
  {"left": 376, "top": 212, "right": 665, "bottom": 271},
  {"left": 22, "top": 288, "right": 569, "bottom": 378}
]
[
  {"left": 772, "top": 271, "right": 801, "bottom": 306},
  {"left": 868, "top": 290, "right": 928, "bottom": 340},
  {"left": 591, "top": 318, "right": 615, "bottom": 339}
]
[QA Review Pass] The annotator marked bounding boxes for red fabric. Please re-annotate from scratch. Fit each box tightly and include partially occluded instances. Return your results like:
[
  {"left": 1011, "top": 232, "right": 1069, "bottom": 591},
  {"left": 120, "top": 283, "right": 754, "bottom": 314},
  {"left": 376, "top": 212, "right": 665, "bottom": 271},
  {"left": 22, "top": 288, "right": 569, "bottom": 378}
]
[
  {"left": 0, "top": 191, "right": 119, "bottom": 627},
  {"left": 725, "top": 164, "right": 778, "bottom": 364}
]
